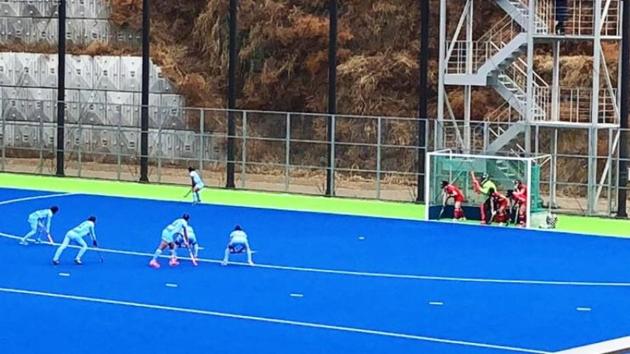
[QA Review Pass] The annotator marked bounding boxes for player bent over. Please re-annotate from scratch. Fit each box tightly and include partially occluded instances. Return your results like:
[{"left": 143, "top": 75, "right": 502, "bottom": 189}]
[
  {"left": 188, "top": 167, "right": 205, "bottom": 204},
  {"left": 222, "top": 225, "right": 254, "bottom": 266},
  {"left": 441, "top": 181, "right": 466, "bottom": 221},
  {"left": 149, "top": 214, "right": 191, "bottom": 269},
  {"left": 175, "top": 225, "right": 199, "bottom": 258},
  {"left": 489, "top": 189, "right": 510, "bottom": 226},
  {"left": 20, "top": 206, "right": 59, "bottom": 245},
  {"left": 52, "top": 216, "right": 98, "bottom": 265}
]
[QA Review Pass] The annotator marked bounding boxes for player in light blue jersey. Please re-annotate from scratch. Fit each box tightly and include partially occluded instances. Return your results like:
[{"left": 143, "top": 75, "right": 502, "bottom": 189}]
[
  {"left": 222, "top": 225, "right": 254, "bottom": 266},
  {"left": 149, "top": 214, "right": 190, "bottom": 269},
  {"left": 52, "top": 216, "right": 98, "bottom": 265},
  {"left": 175, "top": 225, "right": 199, "bottom": 258},
  {"left": 20, "top": 206, "right": 59, "bottom": 245},
  {"left": 188, "top": 167, "right": 204, "bottom": 204}
]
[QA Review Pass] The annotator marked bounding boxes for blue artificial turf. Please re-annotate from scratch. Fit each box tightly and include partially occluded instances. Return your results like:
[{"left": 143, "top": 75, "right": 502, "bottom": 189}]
[{"left": 1, "top": 187, "right": 630, "bottom": 354}]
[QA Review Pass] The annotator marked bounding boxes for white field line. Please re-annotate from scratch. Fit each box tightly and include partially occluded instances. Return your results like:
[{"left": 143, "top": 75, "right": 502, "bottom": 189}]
[
  {"left": 0, "top": 286, "right": 549, "bottom": 354},
  {"left": 0, "top": 192, "right": 78, "bottom": 206},
  {"left": 2, "top": 232, "right": 630, "bottom": 288}
]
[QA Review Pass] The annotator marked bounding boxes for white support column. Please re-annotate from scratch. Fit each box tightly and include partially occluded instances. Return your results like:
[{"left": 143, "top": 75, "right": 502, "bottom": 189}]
[
  {"left": 589, "top": 0, "right": 603, "bottom": 214},
  {"left": 551, "top": 41, "right": 561, "bottom": 122},
  {"left": 463, "top": 0, "right": 473, "bottom": 152},
  {"left": 525, "top": 0, "right": 536, "bottom": 154},
  {"left": 437, "top": 0, "right": 447, "bottom": 149},
  {"left": 550, "top": 128, "right": 558, "bottom": 207}
]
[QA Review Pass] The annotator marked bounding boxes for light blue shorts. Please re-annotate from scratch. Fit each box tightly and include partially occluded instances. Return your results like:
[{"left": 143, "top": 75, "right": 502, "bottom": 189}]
[{"left": 161, "top": 230, "right": 175, "bottom": 244}]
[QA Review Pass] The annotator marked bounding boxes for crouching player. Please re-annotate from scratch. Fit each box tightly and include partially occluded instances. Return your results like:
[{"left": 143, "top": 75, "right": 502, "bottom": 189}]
[
  {"left": 52, "top": 216, "right": 97, "bottom": 265},
  {"left": 175, "top": 225, "right": 199, "bottom": 259},
  {"left": 149, "top": 214, "right": 190, "bottom": 269},
  {"left": 490, "top": 189, "right": 510, "bottom": 226},
  {"left": 222, "top": 225, "right": 254, "bottom": 266},
  {"left": 20, "top": 206, "right": 59, "bottom": 245},
  {"left": 441, "top": 181, "right": 466, "bottom": 221}
]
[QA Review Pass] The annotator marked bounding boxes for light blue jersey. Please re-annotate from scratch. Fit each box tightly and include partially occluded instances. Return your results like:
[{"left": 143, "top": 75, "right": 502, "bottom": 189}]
[
  {"left": 175, "top": 225, "right": 196, "bottom": 244},
  {"left": 229, "top": 230, "right": 248, "bottom": 244},
  {"left": 162, "top": 218, "right": 188, "bottom": 243},
  {"left": 28, "top": 209, "right": 53, "bottom": 232},
  {"left": 68, "top": 221, "right": 97, "bottom": 240},
  {"left": 190, "top": 171, "right": 204, "bottom": 188}
]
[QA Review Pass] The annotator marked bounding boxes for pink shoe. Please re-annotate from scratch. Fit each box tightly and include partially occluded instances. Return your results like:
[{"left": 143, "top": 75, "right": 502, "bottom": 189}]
[
  {"left": 149, "top": 259, "right": 160, "bottom": 269},
  {"left": 169, "top": 258, "right": 180, "bottom": 267}
]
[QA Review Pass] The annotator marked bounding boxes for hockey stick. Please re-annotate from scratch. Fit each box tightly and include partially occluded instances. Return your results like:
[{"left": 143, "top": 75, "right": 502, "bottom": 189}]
[
  {"left": 183, "top": 189, "right": 193, "bottom": 198},
  {"left": 186, "top": 243, "right": 198, "bottom": 266}
]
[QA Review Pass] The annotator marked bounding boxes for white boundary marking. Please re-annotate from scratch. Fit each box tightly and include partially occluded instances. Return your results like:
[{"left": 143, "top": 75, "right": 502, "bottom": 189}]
[
  {"left": 0, "top": 192, "right": 78, "bottom": 206},
  {"left": 1, "top": 231, "right": 630, "bottom": 288},
  {"left": 289, "top": 293, "right": 304, "bottom": 298},
  {"left": 429, "top": 301, "right": 444, "bottom": 306},
  {"left": 0, "top": 286, "right": 549, "bottom": 354},
  {"left": 58, "top": 273, "right": 70, "bottom": 277},
  {"left": 576, "top": 307, "right": 591, "bottom": 312},
  {"left": 165, "top": 283, "right": 178, "bottom": 288},
  {"left": 553, "top": 336, "right": 630, "bottom": 353}
]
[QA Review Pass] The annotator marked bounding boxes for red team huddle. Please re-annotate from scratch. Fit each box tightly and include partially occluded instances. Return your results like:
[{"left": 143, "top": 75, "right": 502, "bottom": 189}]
[{"left": 441, "top": 173, "right": 528, "bottom": 227}]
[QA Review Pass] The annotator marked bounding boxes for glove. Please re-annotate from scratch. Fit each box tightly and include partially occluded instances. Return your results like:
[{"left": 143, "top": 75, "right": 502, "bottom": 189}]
[{"left": 92, "top": 240, "right": 98, "bottom": 247}]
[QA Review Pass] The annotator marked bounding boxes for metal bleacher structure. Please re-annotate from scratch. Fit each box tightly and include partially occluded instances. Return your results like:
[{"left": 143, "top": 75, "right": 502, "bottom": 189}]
[
  {"left": 0, "top": 0, "right": 202, "bottom": 169},
  {"left": 437, "top": 0, "right": 623, "bottom": 214}
]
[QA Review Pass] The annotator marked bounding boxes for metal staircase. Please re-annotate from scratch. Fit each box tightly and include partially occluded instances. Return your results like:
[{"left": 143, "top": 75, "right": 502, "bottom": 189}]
[{"left": 443, "top": 0, "right": 549, "bottom": 154}]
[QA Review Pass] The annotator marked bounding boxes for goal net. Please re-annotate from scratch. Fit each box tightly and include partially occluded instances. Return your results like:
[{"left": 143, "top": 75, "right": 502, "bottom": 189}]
[{"left": 425, "top": 150, "right": 553, "bottom": 229}]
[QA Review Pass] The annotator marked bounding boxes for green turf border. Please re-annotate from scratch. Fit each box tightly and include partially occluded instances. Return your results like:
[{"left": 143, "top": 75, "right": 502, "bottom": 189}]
[{"left": 0, "top": 172, "right": 628, "bottom": 237}]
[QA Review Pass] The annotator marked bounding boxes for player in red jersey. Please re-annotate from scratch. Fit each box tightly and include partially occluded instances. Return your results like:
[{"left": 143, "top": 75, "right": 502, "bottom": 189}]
[
  {"left": 490, "top": 189, "right": 510, "bottom": 225},
  {"left": 509, "top": 179, "right": 528, "bottom": 226},
  {"left": 441, "top": 181, "right": 466, "bottom": 220}
]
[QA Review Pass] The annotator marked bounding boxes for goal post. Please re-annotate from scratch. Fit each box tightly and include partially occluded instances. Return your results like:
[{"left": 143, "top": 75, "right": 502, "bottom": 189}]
[{"left": 425, "top": 150, "right": 553, "bottom": 229}]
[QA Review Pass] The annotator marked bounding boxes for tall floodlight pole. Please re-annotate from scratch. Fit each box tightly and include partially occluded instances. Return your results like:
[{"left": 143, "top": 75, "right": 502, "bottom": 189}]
[
  {"left": 139, "top": 0, "right": 150, "bottom": 182},
  {"left": 416, "top": 0, "right": 429, "bottom": 203},
  {"left": 617, "top": 0, "right": 630, "bottom": 217},
  {"left": 226, "top": 0, "right": 238, "bottom": 188},
  {"left": 325, "top": 0, "right": 337, "bottom": 197},
  {"left": 55, "top": 0, "right": 66, "bottom": 176}
]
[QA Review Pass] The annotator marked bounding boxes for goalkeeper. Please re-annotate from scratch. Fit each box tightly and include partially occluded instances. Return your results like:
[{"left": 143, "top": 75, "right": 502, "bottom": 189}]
[
  {"left": 470, "top": 171, "right": 497, "bottom": 224},
  {"left": 440, "top": 181, "right": 466, "bottom": 220}
]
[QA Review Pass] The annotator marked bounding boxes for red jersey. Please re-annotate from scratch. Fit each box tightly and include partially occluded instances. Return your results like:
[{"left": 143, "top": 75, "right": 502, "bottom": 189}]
[
  {"left": 513, "top": 184, "right": 527, "bottom": 205},
  {"left": 444, "top": 184, "right": 465, "bottom": 202},
  {"left": 492, "top": 192, "right": 509, "bottom": 209}
]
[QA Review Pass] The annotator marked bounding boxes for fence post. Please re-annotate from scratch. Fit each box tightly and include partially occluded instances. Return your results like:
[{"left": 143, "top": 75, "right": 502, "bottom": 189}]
[
  {"left": 117, "top": 115, "right": 122, "bottom": 181},
  {"left": 329, "top": 114, "right": 336, "bottom": 196},
  {"left": 241, "top": 111, "right": 247, "bottom": 188},
  {"left": 376, "top": 117, "right": 382, "bottom": 199},
  {"left": 285, "top": 113, "right": 290, "bottom": 192},
  {"left": 199, "top": 109, "right": 204, "bottom": 173},
  {"left": 139, "top": 0, "right": 150, "bottom": 183},
  {"left": 38, "top": 113, "right": 44, "bottom": 174},
  {"left": 1, "top": 107, "right": 5, "bottom": 172},
  {"left": 55, "top": 0, "right": 66, "bottom": 177},
  {"left": 77, "top": 112, "right": 82, "bottom": 177}
]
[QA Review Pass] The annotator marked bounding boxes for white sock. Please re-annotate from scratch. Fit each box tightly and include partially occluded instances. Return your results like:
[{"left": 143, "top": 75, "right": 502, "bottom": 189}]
[{"left": 152, "top": 249, "right": 162, "bottom": 261}]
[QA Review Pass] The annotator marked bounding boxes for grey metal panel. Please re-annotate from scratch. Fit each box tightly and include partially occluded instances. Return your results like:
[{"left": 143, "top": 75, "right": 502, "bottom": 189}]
[
  {"left": 94, "top": 55, "right": 120, "bottom": 91},
  {"left": 0, "top": 1, "right": 19, "bottom": 17},
  {"left": 64, "top": 89, "right": 81, "bottom": 123},
  {"left": 42, "top": 122, "right": 55, "bottom": 149},
  {"left": 159, "top": 94, "right": 185, "bottom": 129},
  {"left": 94, "top": 0, "right": 110, "bottom": 19},
  {"left": 149, "top": 128, "right": 174, "bottom": 159},
  {"left": 21, "top": 1, "right": 45, "bottom": 18},
  {"left": 0, "top": 52, "right": 14, "bottom": 86},
  {"left": 174, "top": 130, "right": 196, "bottom": 159},
  {"left": 148, "top": 93, "right": 161, "bottom": 128},
  {"left": 66, "top": 55, "right": 93, "bottom": 89},
  {"left": 118, "top": 128, "right": 139, "bottom": 155},
  {"left": 3, "top": 87, "right": 27, "bottom": 121},
  {"left": 6, "top": 18, "right": 31, "bottom": 43},
  {"left": 41, "top": 0, "right": 58, "bottom": 17},
  {"left": 65, "top": 19, "right": 83, "bottom": 45},
  {"left": 79, "top": 90, "right": 106, "bottom": 125},
  {"left": 67, "top": 0, "right": 93, "bottom": 19},
  {"left": 39, "top": 53, "right": 58, "bottom": 87},
  {"left": 14, "top": 53, "right": 39, "bottom": 87},
  {"left": 119, "top": 56, "right": 141, "bottom": 91},
  {"left": 0, "top": 124, "right": 13, "bottom": 147},
  {"left": 31, "top": 18, "right": 57, "bottom": 44},
  {"left": 13, "top": 122, "right": 39, "bottom": 148},
  {"left": 90, "top": 127, "right": 115, "bottom": 154},
  {"left": 84, "top": 19, "right": 108, "bottom": 44},
  {"left": 106, "top": 91, "right": 137, "bottom": 127},
  {"left": 0, "top": 17, "right": 7, "bottom": 43},
  {"left": 25, "top": 88, "right": 54, "bottom": 122}
]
